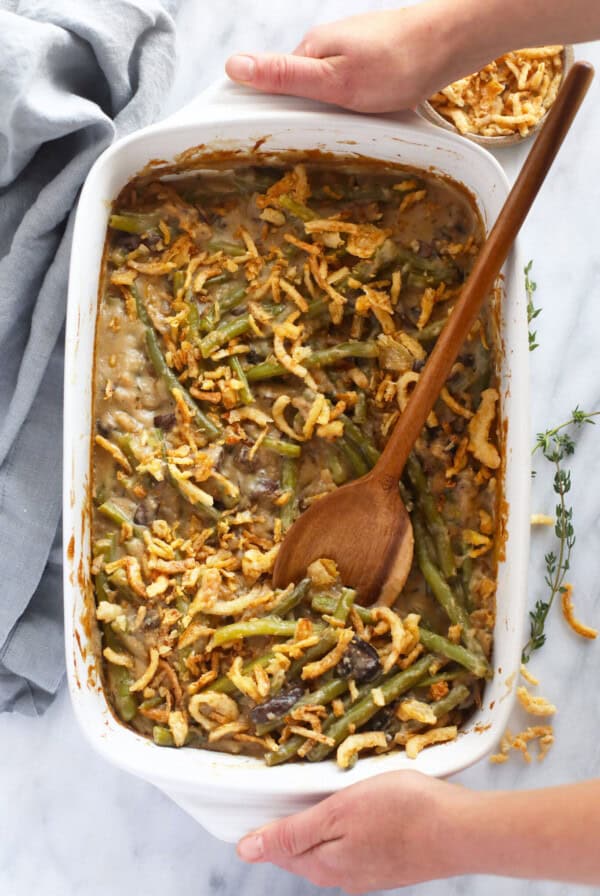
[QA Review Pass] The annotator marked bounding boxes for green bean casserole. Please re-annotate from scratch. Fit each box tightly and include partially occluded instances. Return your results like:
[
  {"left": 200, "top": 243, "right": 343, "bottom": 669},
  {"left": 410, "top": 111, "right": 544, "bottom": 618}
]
[{"left": 91, "top": 160, "right": 501, "bottom": 768}]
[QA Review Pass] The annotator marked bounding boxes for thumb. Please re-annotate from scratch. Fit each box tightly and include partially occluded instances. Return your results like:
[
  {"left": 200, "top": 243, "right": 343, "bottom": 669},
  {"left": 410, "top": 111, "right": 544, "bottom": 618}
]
[{"left": 225, "top": 52, "right": 339, "bottom": 103}]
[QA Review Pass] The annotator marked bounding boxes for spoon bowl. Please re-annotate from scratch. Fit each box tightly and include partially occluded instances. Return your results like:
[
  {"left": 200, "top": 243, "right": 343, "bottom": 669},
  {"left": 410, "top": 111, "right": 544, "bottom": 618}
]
[{"left": 272, "top": 470, "right": 414, "bottom": 605}]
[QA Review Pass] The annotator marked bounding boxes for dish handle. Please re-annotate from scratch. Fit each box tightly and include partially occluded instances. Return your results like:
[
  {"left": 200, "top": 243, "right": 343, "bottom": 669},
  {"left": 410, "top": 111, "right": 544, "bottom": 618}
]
[
  {"left": 160, "top": 784, "right": 324, "bottom": 843},
  {"left": 159, "top": 76, "right": 436, "bottom": 134}
]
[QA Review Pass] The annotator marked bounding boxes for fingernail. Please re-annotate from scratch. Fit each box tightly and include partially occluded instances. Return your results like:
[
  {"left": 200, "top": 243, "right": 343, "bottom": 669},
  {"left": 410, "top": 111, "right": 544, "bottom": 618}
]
[
  {"left": 237, "top": 832, "right": 264, "bottom": 862},
  {"left": 227, "top": 55, "right": 256, "bottom": 83}
]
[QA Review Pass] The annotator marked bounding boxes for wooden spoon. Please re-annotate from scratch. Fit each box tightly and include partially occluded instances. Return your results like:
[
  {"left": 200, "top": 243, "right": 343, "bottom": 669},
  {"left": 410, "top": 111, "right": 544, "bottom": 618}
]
[{"left": 273, "top": 61, "right": 594, "bottom": 605}]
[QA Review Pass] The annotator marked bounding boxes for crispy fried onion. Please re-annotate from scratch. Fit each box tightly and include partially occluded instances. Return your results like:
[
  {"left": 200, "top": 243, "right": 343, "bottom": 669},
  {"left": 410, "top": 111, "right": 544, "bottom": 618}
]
[
  {"left": 105, "top": 555, "right": 147, "bottom": 598},
  {"left": 516, "top": 686, "right": 557, "bottom": 717},
  {"left": 301, "top": 628, "right": 354, "bottom": 680},
  {"left": 490, "top": 725, "right": 554, "bottom": 764},
  {"left": 242, "top": 545, "right": 280, "bottom": 584},
  {"left": 272, "top": 320, "right": 317, "bottom": 390},
  {"left": 337, "top": 731, "right": 388, "bottom": 769},
  {"left": 227, "top": 656, "right": 264, "bottom": 702},
  {"left": 307, "top": 557, "right": 339, "bottom": 588},
  {"left": 272, "top": 395, "right": 304, "bottom": 441},
  {"left": 440, "top": 386, "right": 473, "bottom": 419},
  {"left": 103, "top": 646, "right": 133, "bottom": 668},
  {"left": 397, "top": 371, "right": 438, "bottom": 427},
  {"left": 228, "top": 406, "right": 273, "bottom": 428},
  {"left": 188, "top": 568, "right": 223, "bottom": 616},
  {"left": 167, "top": 463, "right": 215, "bottom": 508},
  {"left": 397, "top": 699, "right": 437, "bottom": 725},
  {"left": 468, "top": 388, "right": 500, "bottom": 469},
  {"left": 304, "top": 220, "right": 388, "bottom": 259},
  {"left": 188, "top": 691, "right": 239, "bottom": 730},
  {"left": 168, "top": 710, "right": 189, "bottom": 747},
  {"left": 404, "top": 725, "right": 457, "bottom": 759},
  {"left": 302, "top": 393, "right": 330, "bottom": 440},
  {"left": 371, "top": 608, "right": 420, "bottom": 673},
  {"left": 208, "top": 720, "right": 250, "bottom": 742},
  {"left": 561, "top": 582, "right": 598, "bottom": 640},
  {"left": 129, "top": 647, "right": 160, "bottom": 693}
]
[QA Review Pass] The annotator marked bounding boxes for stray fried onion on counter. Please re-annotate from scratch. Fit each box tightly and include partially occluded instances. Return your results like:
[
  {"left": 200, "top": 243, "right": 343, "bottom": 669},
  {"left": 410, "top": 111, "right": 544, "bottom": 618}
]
[
  {"left": 490, "top": 667, "right": 555, "bottom": 765},
  {"left": 561, "top": 583, "right": 598, "bottom": 640},
  {"left": 92, "top": 161, "right": 501, "bottom": 768},
  {"left": 429, "top": 46, "right": 564, "bottom": 138}
]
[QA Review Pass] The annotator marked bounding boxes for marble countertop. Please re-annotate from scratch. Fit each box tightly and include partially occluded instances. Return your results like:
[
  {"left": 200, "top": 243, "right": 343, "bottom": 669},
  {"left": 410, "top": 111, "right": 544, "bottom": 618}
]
[{"left": 2, "top": 2, "right": 600, "bottom": 894}]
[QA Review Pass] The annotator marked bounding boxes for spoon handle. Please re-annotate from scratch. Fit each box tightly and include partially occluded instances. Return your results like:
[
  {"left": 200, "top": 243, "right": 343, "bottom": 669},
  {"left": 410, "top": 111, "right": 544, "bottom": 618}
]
[{"left": 374, "top": 60, "right": 594, "bottom": 484}]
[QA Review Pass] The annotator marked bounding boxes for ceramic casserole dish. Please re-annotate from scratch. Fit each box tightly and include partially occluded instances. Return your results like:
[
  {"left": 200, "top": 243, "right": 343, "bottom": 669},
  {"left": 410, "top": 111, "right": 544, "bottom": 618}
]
[{"left": 63, "top": 80, "right": 530, "bottom": 843}]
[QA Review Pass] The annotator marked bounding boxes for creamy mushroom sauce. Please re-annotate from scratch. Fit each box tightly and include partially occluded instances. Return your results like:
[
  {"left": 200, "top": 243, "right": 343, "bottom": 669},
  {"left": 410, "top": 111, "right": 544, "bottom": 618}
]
[{"left": 91, "top": 162, "right": 500, "bottom": 766}]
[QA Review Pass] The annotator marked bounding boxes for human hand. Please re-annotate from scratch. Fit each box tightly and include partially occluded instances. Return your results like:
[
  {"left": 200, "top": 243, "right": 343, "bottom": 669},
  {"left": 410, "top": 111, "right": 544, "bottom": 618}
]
[
  {"left": 225, "top": 2, "right": 505, "bottom": 113},
  {"left": 236, "top": 770, "right": 477, "bottom": 892}
]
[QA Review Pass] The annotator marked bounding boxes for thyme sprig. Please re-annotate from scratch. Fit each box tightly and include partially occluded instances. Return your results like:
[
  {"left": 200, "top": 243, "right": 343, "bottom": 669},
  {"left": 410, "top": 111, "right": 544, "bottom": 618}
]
[
  {"left": 525, "top": 260, "right": 541, "bottom": 352},
  {"left": 522, "top": 408, "right": 599, "bottom": 662}
]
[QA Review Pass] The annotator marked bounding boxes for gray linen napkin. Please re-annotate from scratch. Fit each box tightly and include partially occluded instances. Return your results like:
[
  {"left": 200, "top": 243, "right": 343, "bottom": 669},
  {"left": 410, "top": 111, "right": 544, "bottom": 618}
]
[{"left": 0, "top": 0, "right": 181, "bottom": 714}]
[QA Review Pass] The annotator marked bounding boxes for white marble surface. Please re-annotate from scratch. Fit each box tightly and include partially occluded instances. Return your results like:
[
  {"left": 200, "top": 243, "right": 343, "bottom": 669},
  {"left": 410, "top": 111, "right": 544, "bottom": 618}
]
[{"left": 2, "top": 2, "right": 600, "bottom": 894}]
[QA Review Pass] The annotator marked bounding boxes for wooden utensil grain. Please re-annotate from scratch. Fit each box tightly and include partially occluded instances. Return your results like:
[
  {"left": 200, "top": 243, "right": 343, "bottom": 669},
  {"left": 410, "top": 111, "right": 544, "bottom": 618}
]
[{"left": 273, "top": 62, "right": 594, "bottom": 606}]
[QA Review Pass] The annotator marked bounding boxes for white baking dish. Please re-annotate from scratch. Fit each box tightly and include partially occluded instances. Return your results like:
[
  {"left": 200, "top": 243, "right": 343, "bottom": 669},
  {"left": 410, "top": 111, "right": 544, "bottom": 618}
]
[{"left": 63, "top": 80, "right": 530, "bottom": 843}]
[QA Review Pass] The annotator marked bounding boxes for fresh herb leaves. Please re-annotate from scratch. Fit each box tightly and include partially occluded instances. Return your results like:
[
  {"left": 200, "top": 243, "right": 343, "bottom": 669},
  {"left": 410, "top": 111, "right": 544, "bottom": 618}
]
[
  {"left": 522, "top": 409, "right": 599, "bottom": 662},
  {"left": 525, "top": 260, "right": 541, "bottom": 352}
]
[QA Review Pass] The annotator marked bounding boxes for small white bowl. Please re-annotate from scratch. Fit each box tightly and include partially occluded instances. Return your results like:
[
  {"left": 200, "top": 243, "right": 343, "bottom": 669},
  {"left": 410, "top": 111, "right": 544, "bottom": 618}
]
[{"left": 419, "top": 45, "right": 574, "bottom": 147}]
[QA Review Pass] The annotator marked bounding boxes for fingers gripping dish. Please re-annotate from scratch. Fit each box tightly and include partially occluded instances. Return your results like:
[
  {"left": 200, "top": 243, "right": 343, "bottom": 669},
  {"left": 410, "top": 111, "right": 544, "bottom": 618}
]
[{"left": 92, "top": 161, "right": 500, "bottom": 769}]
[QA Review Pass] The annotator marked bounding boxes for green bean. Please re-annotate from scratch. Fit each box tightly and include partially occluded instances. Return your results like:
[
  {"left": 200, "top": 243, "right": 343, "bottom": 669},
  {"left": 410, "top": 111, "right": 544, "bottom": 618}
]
[
  {"left": 461, "top": 554, "right": 474, "bottom": 613},
  {"left": 429, "top": 683, "right": 471, "bottom": 718},
  {"left": 153, "top": 726, "right": 175, "bottom": 747},
  {"left": 94, "top": 533, "right": 117, "bottom": 603},
  {"left": 327, "top": 445, "right": 348, "bottom": 485},
  {"left": 228, "top": 356, "right": 253, "bottom": 405},
  {"left": 107, "top": 568, "right": 138, "bottom": 602},
  {"left": 265, "top": 734, "right": 305, "bottom": 766},
  {"left": 246, "top": 341, "right": 379, "bottom": 383},
  {"left": 187, "top": 301, "right": 201, "bottom": 343},
  {"left": 340, "top": 414, "right": 381, "bottom": 468},
  {"left": 97, "top": 501, "right": 145, "bottom": 537},
  {"left": 207, "top": 238, "right": 247, "bottom": 256},
  {"left": 164, "top": 462, "right": 220, "bottom": 521},
  {"left": 109, "top": 212, "right": 159, "bottom": 234},
  {"left": 199, "top": 315, "right": 251, "bottom": 358},
  {"left": 103, "top": 625, "right": 138, "bottom": 721},
  {"left": 107, "top": 664, "right": 138, "bottom": 721},
  {"left": 271, "top": 579, "right": 311, "bottom": 618},
  {"left": 406, "top": 454, "right": 456, "bottom": 579},
  {"left": 354, "top": 391, "right": 367, "bottom": 424},
  {"left": 172, "top": 270, "right": 185, "bottom": 296},
  {"left": 419, "top": 628, "right": 490, "bottom": 679},
  {"left": 280, "top": 457, "right": 298, "bottom": 531},
  {"left": 411, "top": 317, "right": 446, "bottom": 342},
  {"left": 204, "top": 272, "right": 229, "bottom": 287},
  {"left": 396, "top": 247, "right": 459, "bottom": 284},
  {"left": 257, "top": 677, "right": 349, "bottom": 737},
  {"left": 199, "top": 285, "right": 246, "bottom": 333},
  {"left": 417, "top": 666, "right": 469, "bottom": 688},
  {"left": 278, "top": 194, "right": 316, "bottom": 221},
  {"left": 412, "top": 515, "right": 484, "bottom": 658},
  {"left": 140, "top": 694, "right": 163, "bottom": 711},
  {"left": 351, "top": 239, "right": 400, "bottom": 282},
  {"left": 262, "top": 437, "right": 302, "bottom": 458},
  {"left": 209, "top": 617, "right": 299, "bottom": 648},
  {"left": 338, "top": 436, "right": 369, "bottom": 477},
  {"left": 306, "top": 654, "right": 433, "bottom": 761},
  {"left": 333, "top": 588, "right": 356, "bottom": 623},
  {"left": 133, "top": 284, "right": 221, "bottom": 439}
]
